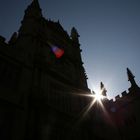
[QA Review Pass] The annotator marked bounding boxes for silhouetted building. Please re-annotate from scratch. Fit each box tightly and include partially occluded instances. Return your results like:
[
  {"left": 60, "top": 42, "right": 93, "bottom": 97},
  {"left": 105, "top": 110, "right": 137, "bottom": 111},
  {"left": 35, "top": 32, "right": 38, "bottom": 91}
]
[{"left": 0, "top": 1, "right": 140, "bottom": 140}]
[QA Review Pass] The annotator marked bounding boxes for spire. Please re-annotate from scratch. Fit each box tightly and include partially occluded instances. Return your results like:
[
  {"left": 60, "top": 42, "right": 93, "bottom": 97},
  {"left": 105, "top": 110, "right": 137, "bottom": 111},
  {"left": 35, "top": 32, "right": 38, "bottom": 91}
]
[
  {"left": 18, "top": 0, "right": 42, "bottom": 36},
  {"left": 100, "top": 82, "right": 107, "bottom": 96},
  {"left": 24, "top": 0, "right": 42, "bottom": 19},
  {"left": 70, "top": 27, "right": 80, "bottom": 43},
  {"left": 127, "top": 68, "right": 135, "bottom": 81},
  {"left": 127, "top": 68, "right": 138, "bottom": 87}
]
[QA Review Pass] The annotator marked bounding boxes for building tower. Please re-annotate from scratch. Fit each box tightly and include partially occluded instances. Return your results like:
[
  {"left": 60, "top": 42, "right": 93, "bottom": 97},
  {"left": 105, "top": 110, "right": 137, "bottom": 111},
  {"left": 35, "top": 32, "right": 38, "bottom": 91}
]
[
  {"left": 70, "top": 27, "right": 88, "bottom": 90},
  {"left": 13, "top": 0, "right": 89, "bottom": 91}
]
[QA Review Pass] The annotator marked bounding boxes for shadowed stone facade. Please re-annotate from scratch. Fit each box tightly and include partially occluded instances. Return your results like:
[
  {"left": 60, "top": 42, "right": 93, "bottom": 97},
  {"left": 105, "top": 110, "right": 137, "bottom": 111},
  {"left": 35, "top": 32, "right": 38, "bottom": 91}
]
[{"left": 0, "top": 1, "right": 140, "bottom": 140}]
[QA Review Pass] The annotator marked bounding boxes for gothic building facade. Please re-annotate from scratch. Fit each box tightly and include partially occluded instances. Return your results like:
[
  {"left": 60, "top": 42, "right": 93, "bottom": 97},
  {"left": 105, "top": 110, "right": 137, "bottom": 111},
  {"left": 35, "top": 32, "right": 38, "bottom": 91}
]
[{"left": 0, "top": 0, "right": 140, "bottom": 140}]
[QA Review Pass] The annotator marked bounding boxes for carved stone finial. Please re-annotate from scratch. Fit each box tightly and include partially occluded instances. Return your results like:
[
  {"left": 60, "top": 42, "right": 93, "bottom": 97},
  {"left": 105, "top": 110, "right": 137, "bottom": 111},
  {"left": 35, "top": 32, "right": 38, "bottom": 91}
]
[{"left": 100, "top": 82, "right": 107, "bottom": 96}]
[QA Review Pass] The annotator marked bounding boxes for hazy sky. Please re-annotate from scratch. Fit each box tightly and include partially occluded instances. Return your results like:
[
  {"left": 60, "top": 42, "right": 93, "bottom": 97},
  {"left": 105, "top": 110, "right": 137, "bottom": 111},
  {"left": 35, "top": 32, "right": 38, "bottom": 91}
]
[{"left": 0, "top": 0, "right": 140, "bottom": 99}]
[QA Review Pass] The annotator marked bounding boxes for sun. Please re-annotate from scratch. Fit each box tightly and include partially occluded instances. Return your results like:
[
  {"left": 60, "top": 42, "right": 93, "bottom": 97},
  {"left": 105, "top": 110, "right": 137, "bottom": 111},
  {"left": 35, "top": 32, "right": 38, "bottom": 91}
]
[
  {"left": 79, "top": 90, "right": 107, "bottom": 119},
  {"left": 93, "top": 92, "right": 105, "bottom": 102},
  {"left": 91, "top": 88, "right": 106, "bottom": 103},
  {"left": 78, "top": 84, "right": 108, "bottom": 118}
]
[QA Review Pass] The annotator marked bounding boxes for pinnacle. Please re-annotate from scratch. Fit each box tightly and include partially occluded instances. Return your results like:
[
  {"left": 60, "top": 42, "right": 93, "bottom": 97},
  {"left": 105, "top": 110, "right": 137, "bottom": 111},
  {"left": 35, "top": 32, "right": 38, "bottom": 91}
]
[
  {"left": 127, "top": 67, "right": 135, "bottom": 81},
  {"left": 100, "top": 82, "right": 104, "bottom": 89},
  {"left": 71, "top": 27, "right": 80, "bottom": 42}
]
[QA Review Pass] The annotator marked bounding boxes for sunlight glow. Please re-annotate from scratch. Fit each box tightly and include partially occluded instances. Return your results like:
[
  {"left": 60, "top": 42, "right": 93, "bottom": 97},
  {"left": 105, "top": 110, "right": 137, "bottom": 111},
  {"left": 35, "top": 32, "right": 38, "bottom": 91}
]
[
  {"left": 94, "top": 93, "right": 104, "bottom": 101},
  {"left": 92, "top": 88, "right": 106, "bottom": 103},
  {"left": 78, "top": 88, "right": 107, "bottom": 118},
  {"left": 76, "top": 87, "right": 113, "bottom": 126}
]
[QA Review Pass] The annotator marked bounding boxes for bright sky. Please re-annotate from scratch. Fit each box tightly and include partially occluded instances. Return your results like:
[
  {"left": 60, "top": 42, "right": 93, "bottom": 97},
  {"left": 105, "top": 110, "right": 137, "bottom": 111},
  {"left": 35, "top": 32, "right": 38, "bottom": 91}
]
[{"left": 0, "top": 0, "right": 140, "bottom": 99}]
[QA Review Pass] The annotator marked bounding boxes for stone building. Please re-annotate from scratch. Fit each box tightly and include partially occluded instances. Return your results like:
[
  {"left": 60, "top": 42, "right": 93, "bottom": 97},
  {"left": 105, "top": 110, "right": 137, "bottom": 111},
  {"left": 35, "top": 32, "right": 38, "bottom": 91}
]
[
  {"left": 0, "top": 0, "right": 140, "bottom": 140},
  {"left": 0, "top": 0, "right": 91, "bottom": 140}
]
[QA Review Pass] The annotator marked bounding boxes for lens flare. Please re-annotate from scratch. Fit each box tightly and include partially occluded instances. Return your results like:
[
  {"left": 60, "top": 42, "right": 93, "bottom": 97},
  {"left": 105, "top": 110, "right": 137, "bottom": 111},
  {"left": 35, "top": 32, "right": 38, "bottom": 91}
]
[
  {"left": 51, "top": 46, "right": 64, "bottom": 58},
  {"left": 76, "top": 88, "right": 113, "bottom": 126},
  {"left": 48, "top": 42, "right": 64, "bottom": 58}
]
